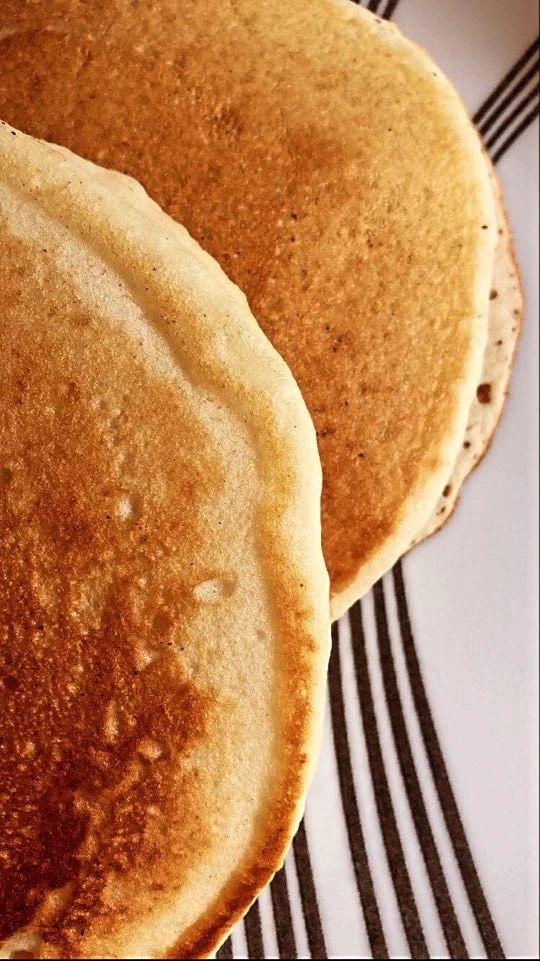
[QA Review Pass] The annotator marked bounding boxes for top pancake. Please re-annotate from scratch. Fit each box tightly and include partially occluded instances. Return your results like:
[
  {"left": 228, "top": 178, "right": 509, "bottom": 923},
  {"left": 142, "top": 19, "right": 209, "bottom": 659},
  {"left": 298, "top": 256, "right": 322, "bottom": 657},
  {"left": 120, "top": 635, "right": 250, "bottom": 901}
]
[
  {"left": 0, "top": 0, "right": 496, "bottom": 613},
  {"left": 0, "top": 123, "right": 329, "bottom": 959}
]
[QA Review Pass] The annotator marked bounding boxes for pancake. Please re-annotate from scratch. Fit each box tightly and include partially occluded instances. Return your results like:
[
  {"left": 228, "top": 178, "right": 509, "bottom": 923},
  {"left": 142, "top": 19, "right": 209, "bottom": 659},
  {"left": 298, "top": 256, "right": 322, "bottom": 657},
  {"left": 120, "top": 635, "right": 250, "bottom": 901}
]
[
  {"left": 415, "top": 170, "right": 523, "bottom": 544},
  {"left": 0, "top": 0, "right": 502, "bottom": 618},
  {"left": 0, "top": 122, "right": 330, "bottom": 959}
]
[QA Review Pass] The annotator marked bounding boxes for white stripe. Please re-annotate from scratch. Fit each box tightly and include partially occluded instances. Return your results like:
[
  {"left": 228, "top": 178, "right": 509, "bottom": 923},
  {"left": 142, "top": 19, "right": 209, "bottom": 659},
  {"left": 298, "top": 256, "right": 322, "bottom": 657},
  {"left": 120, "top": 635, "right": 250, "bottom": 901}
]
[
  {"left": 383, "top": 571, "right": 487, "bottom": 958},
  {"left": 231, "top": 920, "right": 248, "bottom": 960},
  {"left": 304, "top": 685, "right": 366, "bottom": 958},
  {"left": 284, "top": 850, "right": 310, "bottom": 959},
  {"left": 258, "top": 883, "right": 279, "bottom": 960},
  {"left": 362, "top": 588, "right": 448, "bottom": 958},
  {"left": 338, "top": 611, "right": 409, "bottom": 957}
]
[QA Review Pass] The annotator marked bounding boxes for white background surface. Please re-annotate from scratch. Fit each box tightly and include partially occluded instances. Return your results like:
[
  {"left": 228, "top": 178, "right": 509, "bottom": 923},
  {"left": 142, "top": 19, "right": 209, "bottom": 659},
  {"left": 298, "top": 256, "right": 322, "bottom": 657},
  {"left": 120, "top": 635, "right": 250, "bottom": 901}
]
[{"left": 398, "top": 2, "right": 539, "bottom": 954}]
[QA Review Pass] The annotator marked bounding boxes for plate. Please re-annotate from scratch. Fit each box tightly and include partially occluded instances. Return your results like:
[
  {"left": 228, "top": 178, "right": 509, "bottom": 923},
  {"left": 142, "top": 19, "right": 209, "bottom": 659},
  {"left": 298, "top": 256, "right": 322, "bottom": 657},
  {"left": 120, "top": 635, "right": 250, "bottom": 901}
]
[{"left": 218, "top": 1, "right": 539, "bottom": 958}]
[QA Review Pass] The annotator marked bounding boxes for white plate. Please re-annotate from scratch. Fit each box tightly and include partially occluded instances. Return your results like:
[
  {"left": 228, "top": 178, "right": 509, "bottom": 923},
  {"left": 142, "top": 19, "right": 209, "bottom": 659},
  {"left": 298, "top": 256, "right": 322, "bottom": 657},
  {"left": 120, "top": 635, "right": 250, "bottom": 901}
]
[{"left": 218, "top": 2, "right": 539, "bottom": 958}]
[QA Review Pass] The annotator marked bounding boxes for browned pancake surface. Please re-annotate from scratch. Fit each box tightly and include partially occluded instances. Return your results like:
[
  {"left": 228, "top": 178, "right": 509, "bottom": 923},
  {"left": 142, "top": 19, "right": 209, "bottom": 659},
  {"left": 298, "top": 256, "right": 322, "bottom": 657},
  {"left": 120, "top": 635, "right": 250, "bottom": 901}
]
[
  {"left": 0, "top": 0, "right": 495, "bottom": 602},
  {"left": 1, "top": 233, "right": 216, "bottom": 952},
  {"left": 0, "top": 125, "right": 329, "bottom": 958}
]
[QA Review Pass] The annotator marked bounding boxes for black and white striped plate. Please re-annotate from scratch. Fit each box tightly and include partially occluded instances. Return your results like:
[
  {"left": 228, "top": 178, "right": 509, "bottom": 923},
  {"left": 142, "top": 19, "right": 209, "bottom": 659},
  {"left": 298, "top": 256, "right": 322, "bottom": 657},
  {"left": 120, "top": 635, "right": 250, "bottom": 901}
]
[{"left": 219, "top": 1, "right": 540, "bottom": 957}]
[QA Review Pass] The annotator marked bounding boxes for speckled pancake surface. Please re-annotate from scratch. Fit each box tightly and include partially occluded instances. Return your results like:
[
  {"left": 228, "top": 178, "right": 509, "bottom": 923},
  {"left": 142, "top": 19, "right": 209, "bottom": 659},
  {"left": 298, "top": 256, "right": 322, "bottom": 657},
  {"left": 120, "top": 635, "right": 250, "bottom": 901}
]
[
  {"left": 0, "top": 0, "right": 498, "bottom": 618},
  {"left": 0, "top": 124, "right": 330, "bottom": 960},
  {"left": 415, "top": 172, "right": 523, "bottom": 544}
]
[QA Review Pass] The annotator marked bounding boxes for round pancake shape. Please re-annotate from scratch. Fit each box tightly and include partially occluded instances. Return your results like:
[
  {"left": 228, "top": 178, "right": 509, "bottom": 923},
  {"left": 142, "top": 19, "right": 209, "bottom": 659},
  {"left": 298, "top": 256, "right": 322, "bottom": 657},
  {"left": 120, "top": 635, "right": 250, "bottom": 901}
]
[
  {"left": 0, "top": 0, "right": 498, "bottom": 617},
  {"left": 0, "top": 123, "right": 330, "bottom": 960}
]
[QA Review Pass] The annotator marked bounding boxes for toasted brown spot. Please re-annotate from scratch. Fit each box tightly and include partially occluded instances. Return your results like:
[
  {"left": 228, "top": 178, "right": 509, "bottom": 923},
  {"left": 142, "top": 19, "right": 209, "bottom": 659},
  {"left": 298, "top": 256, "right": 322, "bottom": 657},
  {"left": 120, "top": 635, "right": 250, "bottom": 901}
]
[
  {"left": 153, "top": 610, "right": 174, "bottom": 636},
  {"left": 0, "top": 466, "right": 13, "bottom": 487},
  {"left": 477, "top": 383, "right": 492, "bottom": 405},
  {"left": 443, "top": 485, "right": 451, "bottom": 497},
  {"left": 490, "top": 289, "right": 498, "bottom": 300}
]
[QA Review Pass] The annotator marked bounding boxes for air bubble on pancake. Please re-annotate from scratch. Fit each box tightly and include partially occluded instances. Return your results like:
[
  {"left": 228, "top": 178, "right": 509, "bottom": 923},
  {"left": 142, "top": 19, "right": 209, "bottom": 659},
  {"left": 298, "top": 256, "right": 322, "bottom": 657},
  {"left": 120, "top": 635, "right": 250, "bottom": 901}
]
[
  {"left": 138, "top": 738, "right": 163, "bottom": 761},
  {"left": 193, "top": 575, "right": 237, "bottom": 604},
  {"left": 118, "top": 493, "right": 143, "bottom": 521},
  {"left": 0, "top": 466, "right": 13, "bottom": 487}
]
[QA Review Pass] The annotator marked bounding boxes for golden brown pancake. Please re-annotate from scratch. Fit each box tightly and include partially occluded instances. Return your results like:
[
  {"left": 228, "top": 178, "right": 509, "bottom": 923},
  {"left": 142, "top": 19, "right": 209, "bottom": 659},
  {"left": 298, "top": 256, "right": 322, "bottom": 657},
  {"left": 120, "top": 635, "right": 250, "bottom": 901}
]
[
  {"left": 0, "top": 123, "right": 330, "bottom": 959},
  {"left": 0, "top": 0, "right": 500, "bottom": 617}
]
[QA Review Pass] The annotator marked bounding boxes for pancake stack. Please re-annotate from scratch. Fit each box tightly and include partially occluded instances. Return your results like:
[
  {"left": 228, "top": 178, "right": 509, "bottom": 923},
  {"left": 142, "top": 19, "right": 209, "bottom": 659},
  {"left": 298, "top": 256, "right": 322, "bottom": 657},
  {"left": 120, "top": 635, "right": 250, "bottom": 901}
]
[{"left": 0, "top": 0, "right": 521, "bottom": 956}]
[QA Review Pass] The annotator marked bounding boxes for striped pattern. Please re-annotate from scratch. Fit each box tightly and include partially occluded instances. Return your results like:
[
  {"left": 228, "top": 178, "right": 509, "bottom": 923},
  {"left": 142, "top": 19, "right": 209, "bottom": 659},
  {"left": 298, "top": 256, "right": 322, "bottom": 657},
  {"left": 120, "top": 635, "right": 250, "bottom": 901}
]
[
  {"left": 474, "top": 38, "right": 540, "bottom": 163},
  {"left": 216, "top": 2, "right": 537, "bottom": 957}
]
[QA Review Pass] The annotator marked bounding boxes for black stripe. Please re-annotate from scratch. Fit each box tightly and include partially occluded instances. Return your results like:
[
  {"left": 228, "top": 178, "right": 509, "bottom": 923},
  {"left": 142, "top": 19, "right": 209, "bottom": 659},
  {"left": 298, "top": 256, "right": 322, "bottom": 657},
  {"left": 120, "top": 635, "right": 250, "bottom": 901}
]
[
  {"left": 393, "top": 561, "right": 506, "bottom": 959},
  {"left": 270, "top": 867, "right": 298, "bottom": 959},
  {"left": 479, "top": 57, "right": 539, "bottom": 136},
  {"left": 381, "top": 0, "right": 402, "bottom": 19},
  {"left": 292, "top": 820, "right": 328, "bottom": 959},
  {"left": 373, "top": 580, "right": 469, "bottom": 959},
  {"left": 473, "top": 38, "right": 540, "bottom": 125},
  {"left": 492, "top": 102, "right": 540, "bottom": 164},
  {"left": 244, "top": 899, "right": 264, "bottom": 959},
  {"left": 349, "top": 601, "right": 429, "bottom": 958},
  {"left": 485, "top": 83, "right": 540, "bottom": 151},
  {"left": 216, "top": 937, "right": 234, "bottom": 959},
  {"left": 367, "top": 0, "right": 384, "bottom": 14},
  {"left": 329, "top": 622, "right": 389, "bottom": 959}
]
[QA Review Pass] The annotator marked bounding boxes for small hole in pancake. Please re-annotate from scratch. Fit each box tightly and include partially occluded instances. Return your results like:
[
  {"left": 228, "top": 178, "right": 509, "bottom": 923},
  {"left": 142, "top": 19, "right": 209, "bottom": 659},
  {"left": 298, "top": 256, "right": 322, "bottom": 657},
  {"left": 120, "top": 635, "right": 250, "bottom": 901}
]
[
  {"left": 0, "top": 466, "right": 13, "bottom": 487},
  {"left": 193, "top": 575, "right": 237, "bottom": 604},
  {"left": 118, "top": 493, "right": 143, "bottom": 521},
  {"left": 3, "top": 675, "right": 19, "bottom": 692}
]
